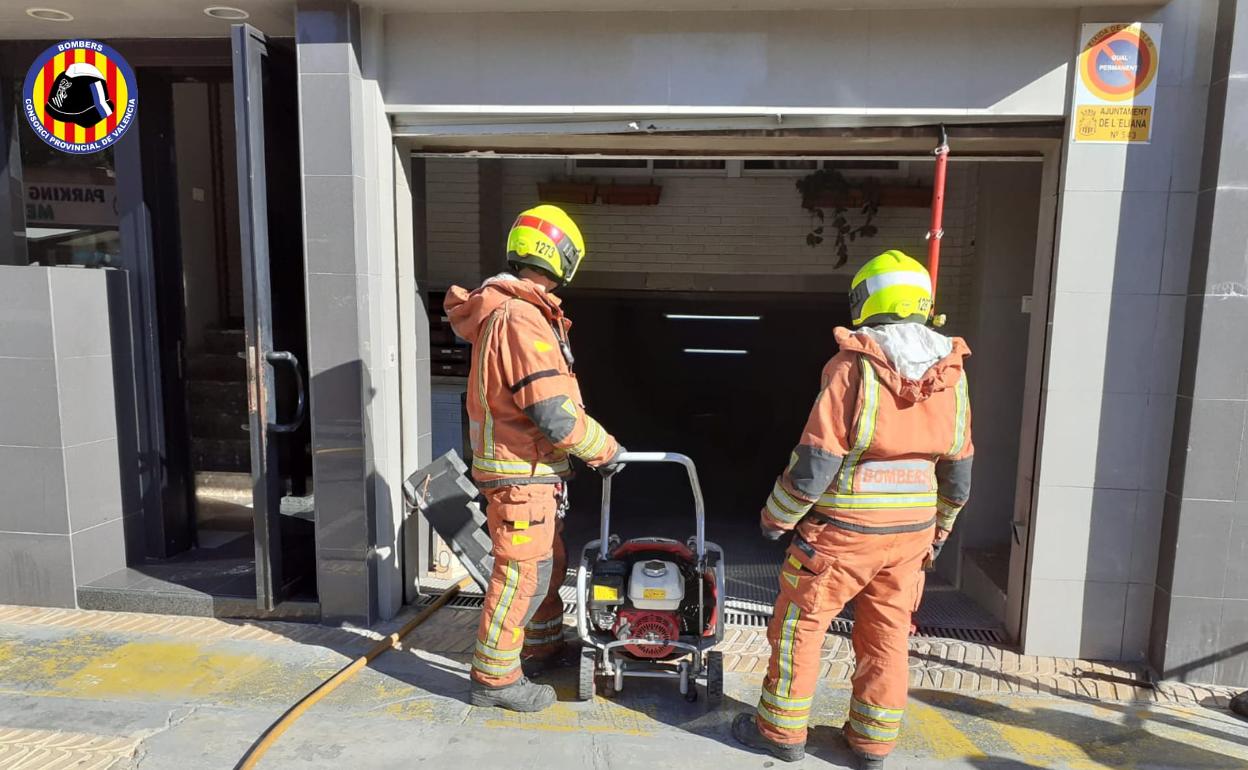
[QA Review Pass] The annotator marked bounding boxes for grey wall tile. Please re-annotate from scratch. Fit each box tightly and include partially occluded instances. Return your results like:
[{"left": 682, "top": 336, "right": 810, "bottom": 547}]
[
  {"left": 1160, "top": 193, "right": 1197, "bottom": 294},
  {"left": 1217, "top": 598, "right": 1248, "bottom": 684},
  {"left": 1159, "top": 594, "right": 1222, "bottom": 681},
  {"left": 1044, "top": 292, "right": 1109, "bottom": 394},
  {"left": 1022, "top": 578, "right": 1083, "bottom": 657},
  {"left": 1104, "top": 294, "right": 1158, "bottom": 394},
  {"left": 57, "top": 355, "right": 117, "bottom": 447},
  {"left": 297, "top": 0, "right": 361, "bottom": 49},
  {"left": 1228, "top": 506, "right": 1248, "bottom": 600},
  {"left": 0, "top": 446, "right": 67, "bottom": 535},
  {"left": 0, "top": 532, "right": 75, "bottom": 608},
  {"left": 1030, "top": 485, "right": 1094, "bottom": 581},
  {"left": 317, "top": 551, "right": 373, "bottom": 627},
  {"left": 0, "top": 267, "right": 52, "bottom": 358},
  {"left": 1182, "top": 0, "right": 1218, "bottom": 85},
  {"left": 298, "top": 41, "right": 359, "bottom": 76},
  {"left": 306, "top": 273, "right": 362, "bottom": 375},
  {"left": 69, "top": 517, "right": 127, "bottom": 586},
  {"left": 1187, "top": 296, "right": 1248, "bottom": 399},
  {"left": 1203, "top": 188, "right": 1248, "bottom": 292},
  {"left": 1213, "top": 77, "right": 1248, "bottom": 188},
  {"left": 315, "top": 481, "right": 368, "bottom": 552},
  {"left": 1174, "top": 397, "right": 1246, "bottom": 500},
  {"left": 1131, "top": 491, "right": 1165, "bottom": 584},
  {"left": 1152, "top": 1, "right": 1189, "bottom": 88},
  {"left": 1082, "top": 581, "right": 1129, "bottom": 661},
  {"left": 1170, "top": 86, "right": 1210, "bottom": 193},
  {"left": 1094, "top": 392, "right": 1150, "bottom": 490},
  {"left": 303, "top": 176, "right": 361, "bottom": 276},
  {"left": 1122, "top": 582, "right": 1155, "bottom": 662},
  {"left": 1149, "top": 296, "right": 1186, "bottom": 395},
  {"left": 1140, "top": 394, "right": 1179, "bottom": 492},
  {"left": 1112, "top": 192, "right": 1170, "bottom": 295},
  {"left": 1037, "top": 390, "right": 1102, "bottom": 487},
  {"left": 63, "top": 439, "right": 124, "bottom": 534},
  {"left": 1088, "top": 489, "right": 1140, "bottom": 583},
  {"left": 1170, "top": 498, "right": 1234, "bottom": 598},
  {"left": 0, "top": 358, "right": 60, "bottom": 447},
  {"left": 49, "top": 268, "right": 111, "bottom": 359},
  {"left": 1053, "top": 191, "right": 1168, "bottom": 295},
  {"left": 1198, "top": 76, "right": 1227, "bottom": 191},
  {"left": 299, "top": 74, "right": 361, "bottom": 177}
]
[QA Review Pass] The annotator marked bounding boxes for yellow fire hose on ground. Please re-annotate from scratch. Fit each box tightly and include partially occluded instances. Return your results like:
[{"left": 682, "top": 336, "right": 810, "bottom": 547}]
[{"left": 234, "top": 575, "right": 475, "bottom": 769}]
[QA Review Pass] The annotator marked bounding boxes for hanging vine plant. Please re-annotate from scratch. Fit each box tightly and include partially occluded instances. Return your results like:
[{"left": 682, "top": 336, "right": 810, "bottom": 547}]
[{"left": 796, "top": 167, "right": 881, "bottom": 268}]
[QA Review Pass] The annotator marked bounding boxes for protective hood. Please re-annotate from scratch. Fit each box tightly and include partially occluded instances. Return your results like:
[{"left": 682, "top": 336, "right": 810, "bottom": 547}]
[
  {"left": 445, "top": 273, "right": 567, "bottom": 344},
  {"left": 836, "top": 324, "right": 970, "bottom": 404}
]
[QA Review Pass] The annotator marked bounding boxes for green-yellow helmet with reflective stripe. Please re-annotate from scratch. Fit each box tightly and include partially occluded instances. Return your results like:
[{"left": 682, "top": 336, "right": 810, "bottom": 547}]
[
  {"left": 849, "top": 249, "right": 933, "bottom": 326},
  {"left": 506, "top": 204, "right": 586, "bottom": 287}
]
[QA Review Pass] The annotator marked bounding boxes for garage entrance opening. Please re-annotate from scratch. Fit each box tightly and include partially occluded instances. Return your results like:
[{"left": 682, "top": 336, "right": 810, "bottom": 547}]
[{"left": 420, "top": 153, "right": 1047, "bottom": 642}]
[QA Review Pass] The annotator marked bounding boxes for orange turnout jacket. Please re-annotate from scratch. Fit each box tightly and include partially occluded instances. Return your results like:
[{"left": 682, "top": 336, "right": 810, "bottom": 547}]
[
  {"left": 446, "top": 274, "right": 620, "bottom": 487},
  {"left": 762, "top": 326, "right": 973, "bottom": 536}
]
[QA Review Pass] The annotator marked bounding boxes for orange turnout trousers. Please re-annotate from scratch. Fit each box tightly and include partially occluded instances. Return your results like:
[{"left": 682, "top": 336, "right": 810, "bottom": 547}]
[
  {"left": 445, "top": 274, "right": 620, "bottom": 688},
  {"left": 754, "top": 326, "right": 974, "bottom": 758},
  {"left": 471, "top": 484, "right": 569, "bottom": 687}
]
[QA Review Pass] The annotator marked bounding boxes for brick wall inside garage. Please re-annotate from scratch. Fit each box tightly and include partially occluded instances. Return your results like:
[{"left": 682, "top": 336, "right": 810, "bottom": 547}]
[{"left": 424, "top": 157, "right": 980, "bottom": 326}]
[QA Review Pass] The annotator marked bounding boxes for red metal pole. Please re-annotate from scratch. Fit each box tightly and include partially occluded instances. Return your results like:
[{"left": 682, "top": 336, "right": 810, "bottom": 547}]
[{"left": 926, "top": 125, "right": 950, "bottom": 318}]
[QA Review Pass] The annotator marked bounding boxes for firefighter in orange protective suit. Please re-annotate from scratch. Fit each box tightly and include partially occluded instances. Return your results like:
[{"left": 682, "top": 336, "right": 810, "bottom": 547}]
[
  {"left": 446, "top": 205, "right": 625, "bottom": 713},
  {"left": 732, "top": 250, "right": 973, "bottom": 769}
]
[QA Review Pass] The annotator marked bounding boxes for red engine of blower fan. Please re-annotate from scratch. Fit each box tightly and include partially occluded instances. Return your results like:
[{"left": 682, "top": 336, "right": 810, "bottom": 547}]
[{"left": 614, "top": 608, "right": 680, "bottom": 659}]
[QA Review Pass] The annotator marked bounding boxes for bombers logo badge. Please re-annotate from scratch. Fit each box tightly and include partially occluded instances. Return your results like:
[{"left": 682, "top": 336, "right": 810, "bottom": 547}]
[{"left": 23, "top": 40, "right": 137, "bottom": 154}]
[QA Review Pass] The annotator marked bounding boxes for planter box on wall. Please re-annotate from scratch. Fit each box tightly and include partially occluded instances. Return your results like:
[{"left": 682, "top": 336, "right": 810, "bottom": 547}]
[
  {"left": 537, "top": 181, "right": 597, "bottom": 205},
  {"left": 803, "top": 185, "right": 933, "bottom": 210},
  {"left": 598, "top": 183, "right": 662, "bottom": 206}
]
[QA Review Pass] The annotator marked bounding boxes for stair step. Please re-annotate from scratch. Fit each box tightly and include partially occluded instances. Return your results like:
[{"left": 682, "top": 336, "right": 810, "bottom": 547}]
[
  {"left": 187, "top": 353, "right": 246, "bottom": 382},
  {"left": 191, "top": 409, "right": 249, "bottom": 441},
  {"left": 188, "top": 381, "right": 247, "bottom": 412},
  {"left": 192, "top": 438, "right": 250, "bottom": 473},
  {"left": 204, "top": 328, "right": 245, "bottom": 356}
]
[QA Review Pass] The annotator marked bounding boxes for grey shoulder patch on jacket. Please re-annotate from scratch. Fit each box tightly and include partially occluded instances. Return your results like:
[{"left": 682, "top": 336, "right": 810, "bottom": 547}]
[
  {"left": 524, "top": 395, "right": 577, "bottom": 444},
  {"left": 936, "top": 456, "right": 973, "bottom": 504},
  {"left": 788, "top": 444, "right": 844, "bottom": 499}
]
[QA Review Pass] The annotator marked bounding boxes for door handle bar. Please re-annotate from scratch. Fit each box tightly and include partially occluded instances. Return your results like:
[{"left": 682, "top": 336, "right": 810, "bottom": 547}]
[{"left": 265, "top": 350, "right": 306, "bottom": 433}]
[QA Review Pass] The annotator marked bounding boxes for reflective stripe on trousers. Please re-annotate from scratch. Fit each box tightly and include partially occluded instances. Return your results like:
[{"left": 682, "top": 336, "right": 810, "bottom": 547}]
[{"left": 754, "top": 522, "right": 932, "bottom": 755}]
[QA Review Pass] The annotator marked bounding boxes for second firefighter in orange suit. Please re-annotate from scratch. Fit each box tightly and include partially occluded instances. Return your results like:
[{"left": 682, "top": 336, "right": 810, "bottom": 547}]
[
  {"left": 733, "top": 250, "right": 973, "bottom": 769},
  {"left": 447, "top": 205, "right": 624, "bottom": 713}
]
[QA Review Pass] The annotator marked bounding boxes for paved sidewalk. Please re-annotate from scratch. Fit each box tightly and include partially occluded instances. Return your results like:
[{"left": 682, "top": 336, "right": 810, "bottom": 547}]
[{"left": 0, "top": 604, "right": 1244, "bottom": 769}]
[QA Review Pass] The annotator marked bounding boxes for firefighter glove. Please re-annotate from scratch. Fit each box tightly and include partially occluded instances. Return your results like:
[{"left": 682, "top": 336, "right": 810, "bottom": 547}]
[
  {"left": 761, "top": 522, "right": 785, "bottom": 541},
  {"left": 597, "top": 446, "right": 627, "bottom": 478}
]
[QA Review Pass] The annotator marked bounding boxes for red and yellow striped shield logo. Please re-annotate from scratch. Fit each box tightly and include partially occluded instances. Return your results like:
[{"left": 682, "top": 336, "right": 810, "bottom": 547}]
[{"left": 22, "top": 40, "right": 138, "bottom": 155}]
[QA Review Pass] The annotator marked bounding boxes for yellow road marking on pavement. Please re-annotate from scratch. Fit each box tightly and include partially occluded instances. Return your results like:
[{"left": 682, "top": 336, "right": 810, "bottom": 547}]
[
  {"left": 990, "top": 706, "right": 1113, "bottom": 770},
  {"left": 54, "top": 641, "right": 269, "bottom": 698},
  {"left": 0, "top": 726, "right": 139, "bottom": 770},
  {"left": 905, "top": 699, "right": 987, "bottom": 760}
]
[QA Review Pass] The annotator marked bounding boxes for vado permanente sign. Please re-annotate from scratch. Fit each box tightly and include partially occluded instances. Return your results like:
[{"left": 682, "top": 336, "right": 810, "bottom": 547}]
[{"left": 1072, "top": 23, "right": 1163, "bottom": 144}]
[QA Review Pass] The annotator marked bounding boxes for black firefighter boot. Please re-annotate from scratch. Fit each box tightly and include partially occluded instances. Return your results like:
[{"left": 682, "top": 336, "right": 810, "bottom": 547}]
[
  {"left": 840, "top": 727, "right": 887, "bottom": 770},
  {"left": 1232, "top": 691, "right": 1248, "bottom": 720},
  {"left": 469, "top": 676, "right": 556, "bottom": 712},
  {"left": 731, "top": 713, "right": 806, "bottom": 763}
]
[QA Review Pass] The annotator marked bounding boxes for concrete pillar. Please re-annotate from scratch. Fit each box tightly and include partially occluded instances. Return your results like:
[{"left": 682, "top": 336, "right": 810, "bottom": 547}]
[
  {"left": 297, "top": 0, "right": 417, "bottom": 625},
  {"left": 0, "top": 267, "right": 141, "bottom": 607},
  {"left": 1151, "top": 0, "right": 1248, "bottom": 687},
  {"left": 1024, "top": 0, "right": 1216, "bottom": 663}
]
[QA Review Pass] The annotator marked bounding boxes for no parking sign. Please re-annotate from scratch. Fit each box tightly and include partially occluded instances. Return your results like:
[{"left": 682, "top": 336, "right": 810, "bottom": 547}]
[{"left": 1073, "top": 23, "right": 1163, "bottom": 144}]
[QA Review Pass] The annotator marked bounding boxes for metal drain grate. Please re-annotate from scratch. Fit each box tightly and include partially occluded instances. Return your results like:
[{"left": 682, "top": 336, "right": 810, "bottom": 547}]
[
  {"left": 415, "top": 564, "right": 1008, "bottom": 645},
  {"left": 722, "top": 608, "right": 1006, "bottom": 643}
]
